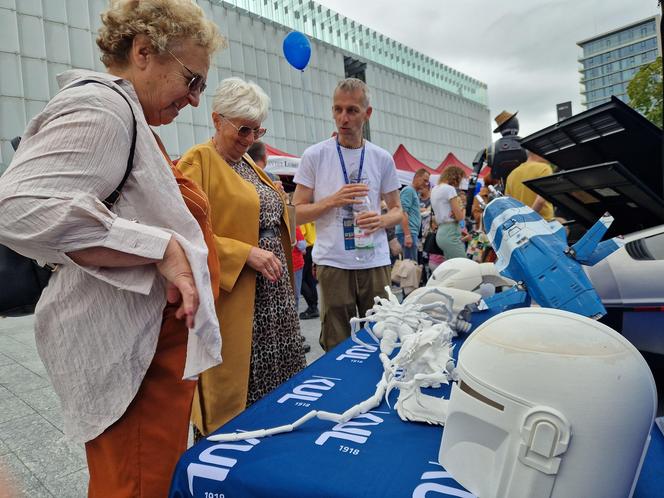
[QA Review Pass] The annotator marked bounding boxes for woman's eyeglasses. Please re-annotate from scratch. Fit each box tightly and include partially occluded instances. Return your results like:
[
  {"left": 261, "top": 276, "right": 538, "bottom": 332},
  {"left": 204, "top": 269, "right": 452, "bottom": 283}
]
[
  {"left": 166, "top": 49, "right": 207, "bottom": 94},
  {"left": 220, "top": 114, "right": 267, "bottom": 139}
]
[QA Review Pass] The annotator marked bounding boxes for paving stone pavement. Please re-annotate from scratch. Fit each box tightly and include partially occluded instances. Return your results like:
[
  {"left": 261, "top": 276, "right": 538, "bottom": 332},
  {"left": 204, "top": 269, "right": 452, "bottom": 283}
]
[{"left": 0, "top": 300, "right": 324, "bottom": 498}]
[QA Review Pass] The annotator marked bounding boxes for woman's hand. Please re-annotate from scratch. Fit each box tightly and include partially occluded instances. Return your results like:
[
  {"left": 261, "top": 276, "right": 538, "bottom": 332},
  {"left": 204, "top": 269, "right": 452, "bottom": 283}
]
[
  {"left": 247, "top": 247, "right": 283, "bottom": 283},
  {"left": 156, "top": 237, "right": 199, "bottom": 328}
]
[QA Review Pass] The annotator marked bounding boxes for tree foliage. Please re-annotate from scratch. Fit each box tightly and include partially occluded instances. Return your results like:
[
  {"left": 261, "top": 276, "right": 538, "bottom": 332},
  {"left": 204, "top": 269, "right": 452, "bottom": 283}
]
[{"left": 627, "top": 56, "right": 663, "bottom": 128}]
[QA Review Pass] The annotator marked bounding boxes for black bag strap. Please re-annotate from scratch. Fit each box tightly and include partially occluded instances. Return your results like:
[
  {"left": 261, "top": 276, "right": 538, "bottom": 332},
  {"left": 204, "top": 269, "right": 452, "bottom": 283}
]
[{"left": 67, "top": 79, "right": 137, "bottom": 209}]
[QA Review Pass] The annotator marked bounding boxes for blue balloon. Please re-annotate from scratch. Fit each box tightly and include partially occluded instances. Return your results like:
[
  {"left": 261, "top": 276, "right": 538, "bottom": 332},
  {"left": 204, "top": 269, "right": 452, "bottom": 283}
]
[{"left": 283, "top": 31, "right": 311, "bottom": 71}]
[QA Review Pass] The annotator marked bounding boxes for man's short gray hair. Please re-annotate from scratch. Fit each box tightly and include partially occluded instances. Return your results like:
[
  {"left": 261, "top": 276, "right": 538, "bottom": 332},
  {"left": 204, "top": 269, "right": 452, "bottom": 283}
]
[
  {"left": 247, "top": 141, "right": 267, "bottom": 163},
  {"left": 212, "top": 77, "right": 270, "bottom": 122},
  {"left": 334, "top": 78, "right": 371, "bottom": 108}
]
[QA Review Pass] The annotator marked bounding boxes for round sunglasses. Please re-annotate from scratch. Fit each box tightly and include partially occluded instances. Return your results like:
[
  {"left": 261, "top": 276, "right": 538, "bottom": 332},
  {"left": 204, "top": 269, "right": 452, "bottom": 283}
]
[{"left": 219, "top": 114, "right": 267, "bottom": 139}]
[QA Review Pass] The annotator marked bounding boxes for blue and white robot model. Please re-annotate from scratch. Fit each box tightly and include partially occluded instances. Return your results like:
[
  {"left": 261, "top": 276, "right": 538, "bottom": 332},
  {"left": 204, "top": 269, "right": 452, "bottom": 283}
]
[{"left": 481, "top": 196, "right": 623, "bottom": 319}]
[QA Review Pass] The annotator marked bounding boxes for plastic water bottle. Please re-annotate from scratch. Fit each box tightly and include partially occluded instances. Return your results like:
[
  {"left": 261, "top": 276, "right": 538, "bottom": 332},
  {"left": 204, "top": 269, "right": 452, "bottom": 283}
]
[{"left": 353, "top": 195, "right": 375, "bottom": 262}]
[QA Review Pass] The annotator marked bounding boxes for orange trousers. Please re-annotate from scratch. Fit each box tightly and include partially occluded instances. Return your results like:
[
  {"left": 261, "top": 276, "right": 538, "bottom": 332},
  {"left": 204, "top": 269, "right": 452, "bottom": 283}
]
[{"left": 85, "top": 307, "right": 196, "bottom": 498}]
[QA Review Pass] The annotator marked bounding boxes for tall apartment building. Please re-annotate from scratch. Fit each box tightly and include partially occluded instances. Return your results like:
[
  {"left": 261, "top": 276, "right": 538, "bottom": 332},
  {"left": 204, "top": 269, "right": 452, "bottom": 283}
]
[
  {"left": 578, "top": 15, "right": 662, "bottom": 109},
  {"left": 0, "top": 0, "right": 491, "bottom": 173}
]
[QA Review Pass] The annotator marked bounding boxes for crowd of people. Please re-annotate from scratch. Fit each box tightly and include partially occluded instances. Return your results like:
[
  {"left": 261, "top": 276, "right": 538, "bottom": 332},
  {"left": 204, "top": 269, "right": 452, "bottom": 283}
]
[
  {"left": 386, "top": 165, "right": 476, "bottom": 283},
  {"left": 0, "top": 1, "right": 558, "bottom": 496},
  {"left": 385, "top": 109, "right": 558, "bottom": 286}
]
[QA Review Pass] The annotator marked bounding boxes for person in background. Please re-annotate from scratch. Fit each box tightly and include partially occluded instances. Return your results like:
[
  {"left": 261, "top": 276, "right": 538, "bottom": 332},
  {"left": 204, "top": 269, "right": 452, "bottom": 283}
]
[
  {"left": 418, "top": 182, "right": 433, "bottom": 282},
  {"left": 292, "top": 225, "right": 306, "bottom": 309},
  {"left": 292, "top": 225, "right": 312, "bottom": 353},
  {"left": 457, "top": 190, "right": 472, "bottom": 245},
  {"left": 471, "top": 173, "right": 495, "bottom": 228},
  {"left": 468, "top": 172, "right": 498, "bottom": 263},
  {"left": 384, "top": 200, "right": 402, "bottom": 263},
  {"left": 0, "top": 1, "right": 224, "bottom": 495},
  {"left": 419, "top": 182, "right": 432, "bottom": 221},
  {"left": 248, "top": 140, "right": 283, "bottom": 189},
  {"left": 430, "top": 166, "right": 467, "bottom": 260},
  {"left": 428, "top": 252, "right": 446, "bottom": 272},
  {"left": 299, "top": 221, "right": 320, "bottom": 319},
  {"left": 395, "top": 168, "right": 430, "bottom": 261},
  {"left": 292, "top": 78, "right": 403, "bottom": 351},
  {"left": 504, "top": 149, "right": 554, "bottom": 220},
  {"left": 177, "top": 77, "right": 306, "bottom": 439}
]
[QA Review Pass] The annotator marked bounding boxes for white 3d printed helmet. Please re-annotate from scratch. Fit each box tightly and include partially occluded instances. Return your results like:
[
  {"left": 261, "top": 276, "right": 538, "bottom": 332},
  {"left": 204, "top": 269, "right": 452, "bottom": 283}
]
[
  {"left": 439, "top": 308, "right": 656, "bottom": 498},
  {"left": 428, "top": 259, "right": 514, "bottom": 293}
]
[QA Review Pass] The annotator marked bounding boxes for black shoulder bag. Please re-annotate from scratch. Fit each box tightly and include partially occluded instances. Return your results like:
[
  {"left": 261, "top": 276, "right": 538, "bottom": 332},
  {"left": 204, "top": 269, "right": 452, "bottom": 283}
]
[
  {"left": 0, "top": 80, "right": 137, "bottom": 317},
  {"left": 423, "top": 230, "right": 445, "bottom": 256}
]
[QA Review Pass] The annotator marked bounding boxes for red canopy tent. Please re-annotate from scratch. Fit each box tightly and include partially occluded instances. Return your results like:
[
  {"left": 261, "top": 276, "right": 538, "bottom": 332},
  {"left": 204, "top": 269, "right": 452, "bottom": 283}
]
[
  {"left": 438, "top": 152, "right": 471, "bottom": 175},
  {"left": 393, "top": 144, "right": 439, "bottom": 175},
  {"left": 264, "top": 142, "right": 298, "bottom": 158},
  {"left": 438, "top": 152, "right": 490, "bottom": 178}
]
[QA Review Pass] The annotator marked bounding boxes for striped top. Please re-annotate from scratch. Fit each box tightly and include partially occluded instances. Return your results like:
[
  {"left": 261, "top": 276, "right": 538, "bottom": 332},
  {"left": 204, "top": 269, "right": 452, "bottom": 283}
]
[{"left": 0, "top": 70, "right": 221, "bottom": 442}]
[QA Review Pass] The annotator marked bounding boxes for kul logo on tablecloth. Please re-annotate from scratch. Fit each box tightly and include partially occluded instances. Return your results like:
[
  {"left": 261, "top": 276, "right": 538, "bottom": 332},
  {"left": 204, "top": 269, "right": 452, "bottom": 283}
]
[
  {"left": 277, "top": 376, "right": 337, "bottom": 405},
  {"left": 186, "top": 437, "right": 261, "bottom": 494},
  {"left": 335, "top": 342, "right": 378, "bottom": 362},
  {"left": 315, "top": 412, "right": 384, "bottom": 445},
  {"left": 411, "top": 461, "right": 476, "bottom": 498}
]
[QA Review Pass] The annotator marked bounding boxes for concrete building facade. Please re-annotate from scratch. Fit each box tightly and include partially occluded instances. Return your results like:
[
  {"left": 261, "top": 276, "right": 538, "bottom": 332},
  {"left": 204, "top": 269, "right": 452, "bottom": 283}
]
[{"left": 0, "top": 0, "right": 491, "bottom": 173}]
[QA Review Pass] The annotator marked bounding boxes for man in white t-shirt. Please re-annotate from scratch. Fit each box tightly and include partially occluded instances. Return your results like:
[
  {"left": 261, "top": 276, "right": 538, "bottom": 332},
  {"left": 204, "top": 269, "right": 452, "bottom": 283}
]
[{"left": 293, "top": 78, "right": 403, "bottom": 351}]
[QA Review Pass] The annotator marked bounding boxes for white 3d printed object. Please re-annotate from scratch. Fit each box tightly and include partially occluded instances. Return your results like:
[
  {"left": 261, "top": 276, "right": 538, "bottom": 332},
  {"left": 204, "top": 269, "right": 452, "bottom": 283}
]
[
  {"left": 209, "top": 287, "right": 458, "bottom": 442},
  {"left": 427, "top": 258, "right": 514, "bottom": 293},
  {"left": 440, "top": 308, "right": 657, "bottom": 498}
]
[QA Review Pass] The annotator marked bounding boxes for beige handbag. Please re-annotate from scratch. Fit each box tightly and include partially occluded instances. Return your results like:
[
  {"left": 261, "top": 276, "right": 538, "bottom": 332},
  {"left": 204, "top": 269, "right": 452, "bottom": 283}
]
[
  {"left": 390, "top": 257, "right": 403, "bottom": 285},
  {"left": 391, "top": 256, "right": 422, "bottom": 294}
]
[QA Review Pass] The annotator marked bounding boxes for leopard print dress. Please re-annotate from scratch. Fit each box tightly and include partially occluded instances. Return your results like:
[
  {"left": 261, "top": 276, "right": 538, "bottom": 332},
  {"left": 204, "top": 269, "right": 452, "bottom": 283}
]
[{"left": 229, "top": 160, "right": 307, "bottom": 406}]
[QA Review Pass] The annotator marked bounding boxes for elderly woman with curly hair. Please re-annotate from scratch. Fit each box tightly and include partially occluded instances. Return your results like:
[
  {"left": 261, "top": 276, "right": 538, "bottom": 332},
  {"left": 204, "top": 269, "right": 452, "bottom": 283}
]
[
  {"left": 430, "top": 165, "right": 468, "bottom": 260},
  {"left": 177, "top": 77, "right": 307, "bottom": 439},
  {"left": 0, "top": 1, "right": 225, "bottom": 496}
]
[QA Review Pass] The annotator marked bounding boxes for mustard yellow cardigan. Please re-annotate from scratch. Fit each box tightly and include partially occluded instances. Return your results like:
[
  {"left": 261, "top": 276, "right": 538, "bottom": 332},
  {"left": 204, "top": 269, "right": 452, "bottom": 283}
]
[{"left": 177, "top": 139, "right": 293, "bottom": 435}]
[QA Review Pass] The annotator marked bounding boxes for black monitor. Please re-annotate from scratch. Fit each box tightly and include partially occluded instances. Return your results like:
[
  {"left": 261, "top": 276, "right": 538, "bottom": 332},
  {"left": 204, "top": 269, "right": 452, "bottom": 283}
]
[
  {"left": 524, "top": 161, "right": 664, "bottom": 238},
  {"left": 521, "top": 97, "right": 663, "bottom": 198}
]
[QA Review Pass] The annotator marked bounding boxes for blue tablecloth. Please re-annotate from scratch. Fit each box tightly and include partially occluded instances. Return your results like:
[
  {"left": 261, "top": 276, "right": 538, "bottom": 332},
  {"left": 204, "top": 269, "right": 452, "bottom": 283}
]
[{"left": 170, "top": 329, "right": 664, "bottom": 498}]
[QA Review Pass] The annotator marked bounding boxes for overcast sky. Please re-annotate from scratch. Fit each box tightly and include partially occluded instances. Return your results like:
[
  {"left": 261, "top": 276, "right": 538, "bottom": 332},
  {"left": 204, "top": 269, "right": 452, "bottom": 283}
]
[{"left": 318, "top": 0, "right": 661, "bottom": 138}]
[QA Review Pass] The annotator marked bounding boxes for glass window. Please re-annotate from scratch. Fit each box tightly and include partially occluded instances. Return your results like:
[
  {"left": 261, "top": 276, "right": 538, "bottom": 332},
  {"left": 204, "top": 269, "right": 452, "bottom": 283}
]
[{"left": 626, "top": 231, "right": 664, "bottom": 261}]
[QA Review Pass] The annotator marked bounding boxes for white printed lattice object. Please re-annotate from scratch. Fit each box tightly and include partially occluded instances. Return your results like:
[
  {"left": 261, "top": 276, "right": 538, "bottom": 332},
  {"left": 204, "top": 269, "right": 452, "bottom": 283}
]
[{"left": 209, "top": 287, "right": 460, "bottom": 442}]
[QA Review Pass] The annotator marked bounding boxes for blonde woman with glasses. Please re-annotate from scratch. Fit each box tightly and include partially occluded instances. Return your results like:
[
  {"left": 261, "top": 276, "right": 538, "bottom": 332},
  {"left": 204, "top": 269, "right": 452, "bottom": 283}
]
[
  {"left": 430, "top": 165, "right": 468, "bottom": 260},
  {"left": 0, "top": 1, "right": 225, "bottom": 495},
  {"left": 177, "top": 77, "right": 307, "bottom": 440}
]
